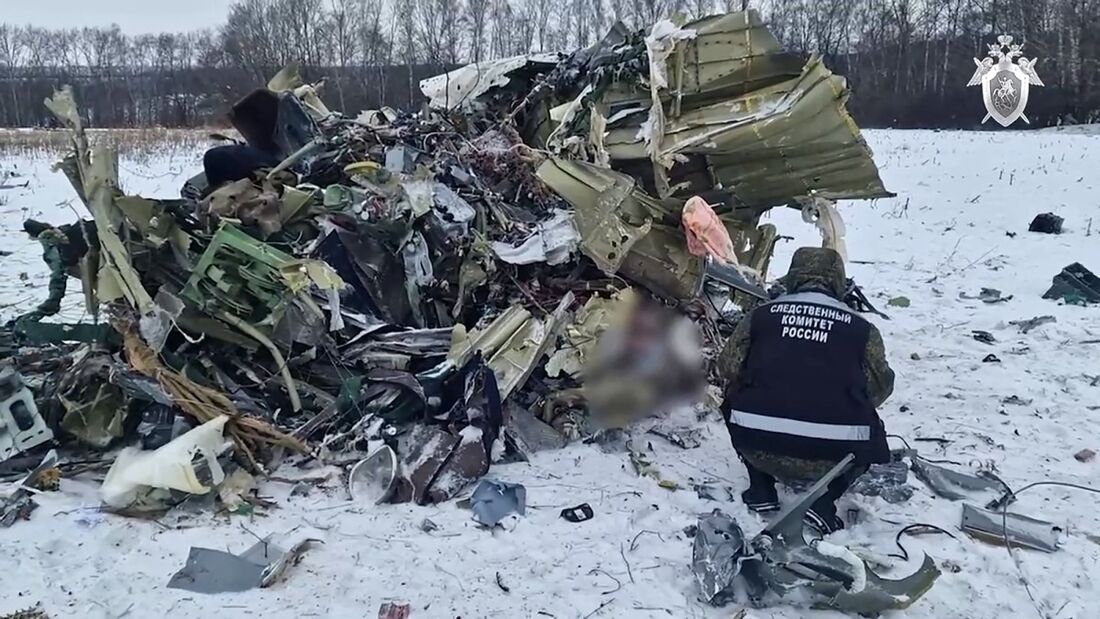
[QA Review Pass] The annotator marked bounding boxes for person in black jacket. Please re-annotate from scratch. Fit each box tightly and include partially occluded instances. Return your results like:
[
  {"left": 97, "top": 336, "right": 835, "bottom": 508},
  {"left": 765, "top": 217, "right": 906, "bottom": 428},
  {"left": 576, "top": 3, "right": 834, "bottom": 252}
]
[{"left": 715, "top": 247, "right": 895, "bottom": 534}]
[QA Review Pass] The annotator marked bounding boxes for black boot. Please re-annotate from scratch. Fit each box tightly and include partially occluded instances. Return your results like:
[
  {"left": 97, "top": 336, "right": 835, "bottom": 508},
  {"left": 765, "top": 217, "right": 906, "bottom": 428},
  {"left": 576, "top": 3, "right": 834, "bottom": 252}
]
[
  {"left": 740, "top": 454, "right": 781, "bottom": 513},
  {"left": 741, "top": 484, "right": 780, "bottom": 513},
  {"left": 804, "top": 500, "right": 844, "bottom": 535}
]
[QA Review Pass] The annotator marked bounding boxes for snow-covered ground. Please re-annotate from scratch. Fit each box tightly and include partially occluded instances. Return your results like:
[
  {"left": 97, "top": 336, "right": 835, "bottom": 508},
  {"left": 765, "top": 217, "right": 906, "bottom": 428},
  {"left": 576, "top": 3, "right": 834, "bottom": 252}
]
[{"left": 2, "top": 130, "right": 1100, "bottom": 619}]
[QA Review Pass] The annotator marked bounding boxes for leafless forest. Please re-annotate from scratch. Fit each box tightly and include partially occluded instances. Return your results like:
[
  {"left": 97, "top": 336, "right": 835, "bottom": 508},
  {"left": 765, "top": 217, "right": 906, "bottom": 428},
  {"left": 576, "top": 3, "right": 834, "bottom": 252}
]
[{"left": 1, "top": 0, "right": 1097, "bottom": 129}]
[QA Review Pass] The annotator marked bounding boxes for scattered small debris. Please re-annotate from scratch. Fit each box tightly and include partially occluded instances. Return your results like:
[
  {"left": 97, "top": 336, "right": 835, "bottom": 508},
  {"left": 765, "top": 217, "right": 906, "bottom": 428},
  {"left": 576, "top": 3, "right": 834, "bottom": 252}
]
[
  {"left": 694, "top": 484, "right": 735, "bottom": 502},
  {"left": 1074, "top": 449, "right": 1096, "bottom": 463},
  {"left": 1010, "top": 315, "right": 1057, "bottom": 334},
  {"left": 647, "top": 427, "right": 702, "bottom": 450},
  {"left": 691, "top": 457, "right": 941, "bottom": 613},
  {"left": 561, "top": 503, "right": 595, "bottom": 523},
  {"left": 982, "top": 354, "right": 1001, "bottom": 363},
  {"left": 1001, "top": 395, "right": 1032, "bottom": 406},
  {"left": 1, "top": 450, "right": 58, "bottom": 528},
  {"left": 378, "top": 602, "right": 412, "bottom": 619},
  {"left": 972, "top": 330, "right": 996, "bottom": 344},
  {"left": 910, "top": 352, "right": 921, "bottom": 360},
  {"left": 419, "top": 518, "right": 440, "bottom": 533},
  {"left": 887, "top": 295, "right": 911, "bottom": 308},
  {"left": 851, "top": 461, "right": 914, "bottom": 503},
  {"left": 0, "top": 494, "right": 37, "bottom": 528},
  {"left": 960, "top": 288, "right": 1012, "bottom": 303},
  {"left": 0, "top": 605, "right": 49, "bottom": 619},
  {"left": 495, "top": 571, "right": 511, "bottom": 593},
  {"left": 1028, "top": 212, "right": 1064, "bottom": 234}
]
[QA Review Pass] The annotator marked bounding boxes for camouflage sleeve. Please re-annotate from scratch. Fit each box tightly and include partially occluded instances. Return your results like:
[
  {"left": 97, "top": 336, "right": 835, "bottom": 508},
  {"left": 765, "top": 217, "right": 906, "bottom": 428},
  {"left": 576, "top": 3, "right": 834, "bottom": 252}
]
[
  {"left": 864, "top": 324, "right": 895, "bottom": 409},
  {"left": 714, "top": 312, "right": 753, "bottom": 394},
  {"left": 37, "top": 244, "right": 67, "bottom": 315}
]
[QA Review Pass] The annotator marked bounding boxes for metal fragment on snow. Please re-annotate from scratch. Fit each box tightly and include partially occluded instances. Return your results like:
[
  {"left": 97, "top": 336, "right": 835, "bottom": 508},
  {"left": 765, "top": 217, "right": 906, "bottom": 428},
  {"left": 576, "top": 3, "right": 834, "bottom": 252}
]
[
  {"left": 692, "top": 509, "right": 746, "bottom": 606},
  {"left": 961, "top": 503, "right": 1060, "bottom": 552}
]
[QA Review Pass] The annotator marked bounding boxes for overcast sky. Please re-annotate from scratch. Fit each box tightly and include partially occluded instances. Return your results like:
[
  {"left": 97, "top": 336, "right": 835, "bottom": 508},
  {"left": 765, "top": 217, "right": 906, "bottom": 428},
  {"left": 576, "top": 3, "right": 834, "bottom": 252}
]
[{"left": 4, "top": 0, "right": 237, "bottom": 34}]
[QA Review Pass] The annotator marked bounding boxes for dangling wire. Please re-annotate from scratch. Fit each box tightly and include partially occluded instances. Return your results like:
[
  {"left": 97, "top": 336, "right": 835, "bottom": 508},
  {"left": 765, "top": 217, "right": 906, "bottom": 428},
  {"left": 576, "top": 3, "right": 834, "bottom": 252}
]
[{"left": 889, "top": 523, "right": 957, "bottom": 561}]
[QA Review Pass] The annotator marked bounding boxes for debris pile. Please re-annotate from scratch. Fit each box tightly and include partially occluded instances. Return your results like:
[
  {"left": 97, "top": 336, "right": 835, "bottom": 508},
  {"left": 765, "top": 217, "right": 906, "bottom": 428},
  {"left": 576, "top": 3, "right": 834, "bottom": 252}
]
[
  {"left": 2, "top": 11, "right": 889, "bottom": 519},
  {"left": 692, "top": 456, "right": 941, "bottom": 613}
]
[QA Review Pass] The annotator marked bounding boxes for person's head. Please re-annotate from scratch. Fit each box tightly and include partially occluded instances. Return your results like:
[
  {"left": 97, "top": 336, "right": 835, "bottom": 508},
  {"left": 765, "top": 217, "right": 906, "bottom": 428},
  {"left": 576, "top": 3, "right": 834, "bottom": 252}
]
[
  {"left": 22, "top": 219, "right": 53, "bottom": 238},
  {"left": 782, "top": 247, "right": 847, "bottom": 298}
]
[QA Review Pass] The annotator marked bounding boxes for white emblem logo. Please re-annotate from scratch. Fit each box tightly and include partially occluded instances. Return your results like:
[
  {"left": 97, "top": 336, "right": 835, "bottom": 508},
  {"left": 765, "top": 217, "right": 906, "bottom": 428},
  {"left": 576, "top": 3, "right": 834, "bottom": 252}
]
[{"left": 967, "top": 35, "right": 1043, "bottom": 127}]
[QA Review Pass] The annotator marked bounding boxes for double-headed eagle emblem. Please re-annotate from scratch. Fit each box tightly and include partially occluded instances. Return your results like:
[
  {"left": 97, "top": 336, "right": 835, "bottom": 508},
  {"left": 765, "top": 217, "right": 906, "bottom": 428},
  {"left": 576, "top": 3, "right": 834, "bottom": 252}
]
[{"left": 967, "top": 35, "right": 1043, "bottom": 127}]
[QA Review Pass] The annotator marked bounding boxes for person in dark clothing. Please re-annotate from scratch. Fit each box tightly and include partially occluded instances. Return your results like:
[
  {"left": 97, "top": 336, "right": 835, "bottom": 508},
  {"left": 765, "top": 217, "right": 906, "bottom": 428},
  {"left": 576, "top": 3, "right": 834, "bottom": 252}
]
[
  {"left": 715, "top": 247, "right": 895, "bottom": 534},
  {"left": 18, "top": 219, "right": 97, "bottom": 321}
]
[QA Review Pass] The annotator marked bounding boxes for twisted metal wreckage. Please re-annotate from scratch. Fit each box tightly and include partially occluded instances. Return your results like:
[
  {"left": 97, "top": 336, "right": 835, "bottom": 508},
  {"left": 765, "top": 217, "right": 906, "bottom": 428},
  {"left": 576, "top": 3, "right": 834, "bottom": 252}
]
[{"left": 0, "top": 10, "right": 941, "bottom": 613}]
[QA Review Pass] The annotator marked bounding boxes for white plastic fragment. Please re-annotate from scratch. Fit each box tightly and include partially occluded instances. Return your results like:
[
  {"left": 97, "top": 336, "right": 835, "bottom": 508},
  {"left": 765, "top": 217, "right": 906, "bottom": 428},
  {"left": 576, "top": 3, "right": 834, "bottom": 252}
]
[
  {"left": 814, "top": 540, "right": 867, "bottom": 593},
  {"left": 100, "top": 415, "right": 231, "bottom": 509}
]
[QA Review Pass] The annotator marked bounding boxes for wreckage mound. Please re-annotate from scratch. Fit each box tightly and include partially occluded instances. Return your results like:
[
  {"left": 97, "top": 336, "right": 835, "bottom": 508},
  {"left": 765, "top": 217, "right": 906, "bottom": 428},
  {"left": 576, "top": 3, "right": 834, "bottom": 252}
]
[{"left": 5, "top": 10, "right": 1100, "bottom": 619}]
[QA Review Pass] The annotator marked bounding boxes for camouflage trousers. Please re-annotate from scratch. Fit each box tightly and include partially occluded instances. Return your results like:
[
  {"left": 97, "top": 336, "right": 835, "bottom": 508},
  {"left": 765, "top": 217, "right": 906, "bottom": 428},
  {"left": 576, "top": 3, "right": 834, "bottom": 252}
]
[{"left": 739, "top": 449, "right": 839, "bottom": 489}]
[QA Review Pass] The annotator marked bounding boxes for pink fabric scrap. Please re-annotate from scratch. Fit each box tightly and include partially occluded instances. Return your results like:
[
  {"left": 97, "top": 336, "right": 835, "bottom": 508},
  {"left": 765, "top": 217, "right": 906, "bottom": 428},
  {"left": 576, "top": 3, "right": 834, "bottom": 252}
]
[{"left": 682, "top": 196, "right": 737, "bottom": 263}]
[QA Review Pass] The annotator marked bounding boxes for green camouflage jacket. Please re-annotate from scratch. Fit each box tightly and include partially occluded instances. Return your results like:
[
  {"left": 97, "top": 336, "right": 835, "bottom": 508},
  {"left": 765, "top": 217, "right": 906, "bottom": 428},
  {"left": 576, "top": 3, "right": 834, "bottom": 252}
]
[{"left": 716, "top": 247, "right": 895, "bottom": 409}]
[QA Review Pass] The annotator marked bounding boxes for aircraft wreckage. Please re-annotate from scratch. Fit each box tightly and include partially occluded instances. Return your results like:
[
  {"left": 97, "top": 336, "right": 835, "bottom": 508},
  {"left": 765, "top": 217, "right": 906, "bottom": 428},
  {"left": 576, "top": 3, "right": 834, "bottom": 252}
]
[{"left": 2, "top": 9, "right": 939, "bottom": 614}]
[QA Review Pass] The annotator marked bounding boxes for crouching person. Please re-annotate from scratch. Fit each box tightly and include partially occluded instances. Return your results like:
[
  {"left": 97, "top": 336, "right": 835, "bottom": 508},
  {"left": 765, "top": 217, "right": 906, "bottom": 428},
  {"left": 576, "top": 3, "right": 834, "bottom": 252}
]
[{"left": 716, "top": 247, "right": 895, "bottom": 534}]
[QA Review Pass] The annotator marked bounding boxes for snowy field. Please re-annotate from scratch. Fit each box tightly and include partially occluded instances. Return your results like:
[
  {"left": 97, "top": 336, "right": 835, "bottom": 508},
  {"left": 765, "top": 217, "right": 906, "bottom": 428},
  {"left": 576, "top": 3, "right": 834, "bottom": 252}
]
[{"left": 2, "top": 129, "right": 1100, "bottom": 619}]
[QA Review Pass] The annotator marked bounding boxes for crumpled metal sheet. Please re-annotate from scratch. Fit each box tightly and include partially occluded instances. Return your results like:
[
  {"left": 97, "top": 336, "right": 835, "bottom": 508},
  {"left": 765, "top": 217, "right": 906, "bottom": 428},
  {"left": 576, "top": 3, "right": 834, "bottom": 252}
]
[
  {"left": 420, "top": 53, "right": 560, "bottom": 109},
  {"left": 469, "top": 479, "right": 527, "bottom": 527},
  {"left": 167, "top": 536, "right": 319, "bottom": 593},
  {"left": 318, "top": 228, "right": 412, "bottom": 325},
  {"left": 692, "top": 509, "right": 746, "bottom": 606},
  {"left": 595, "top": 10, "right": 891, "bottom": 211},
  {"left": 391, "top": 425, "right": 459, "bottom": 505},
  {"left": 45, "top": 87, "right": 155, "bottom": 316},
  {"left": 503, "top": 403, "right": 567, "bottom": 459},
  {"left": 910, "top": 457, "right": 1000, "bottom": 501},
  {"left": 535, "top": 159, "right": 653, "bottom": 274},
  {"left": 491, "top": 209, "right": 579, "bottom": 266}
]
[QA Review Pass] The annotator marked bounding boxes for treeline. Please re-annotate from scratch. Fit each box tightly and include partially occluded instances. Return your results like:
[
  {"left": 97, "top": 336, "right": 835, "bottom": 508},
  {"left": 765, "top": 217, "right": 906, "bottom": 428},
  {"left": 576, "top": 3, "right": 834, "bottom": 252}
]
[{"left": 1, "top": 0, "right": 1098, "bottom": 129}]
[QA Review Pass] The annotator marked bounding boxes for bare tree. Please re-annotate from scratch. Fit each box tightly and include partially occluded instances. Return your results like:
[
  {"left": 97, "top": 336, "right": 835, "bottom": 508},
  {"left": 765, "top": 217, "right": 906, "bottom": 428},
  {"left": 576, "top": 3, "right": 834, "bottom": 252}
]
[
  {"left": 465, "top": 0, "right": 491, "bottom": 62},
  {"left": 1, "top": 0, "right": 1099, "bottom": 128}
]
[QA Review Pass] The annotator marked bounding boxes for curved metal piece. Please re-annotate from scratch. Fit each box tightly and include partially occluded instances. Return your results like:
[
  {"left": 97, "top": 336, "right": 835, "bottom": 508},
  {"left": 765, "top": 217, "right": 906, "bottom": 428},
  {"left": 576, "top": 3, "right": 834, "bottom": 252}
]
[
  {"left": 813, "top": 553, "right": 941, "bottom": 614},
  {"left": 743, "top": 453, "right": 941, "bottom": 613}
]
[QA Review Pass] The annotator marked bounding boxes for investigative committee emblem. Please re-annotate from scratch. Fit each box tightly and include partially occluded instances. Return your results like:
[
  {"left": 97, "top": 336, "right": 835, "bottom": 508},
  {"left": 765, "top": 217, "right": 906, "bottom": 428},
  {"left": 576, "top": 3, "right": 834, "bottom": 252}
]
[{"left": 967, "top": 35, "right": 1043, "bottom": 127}]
